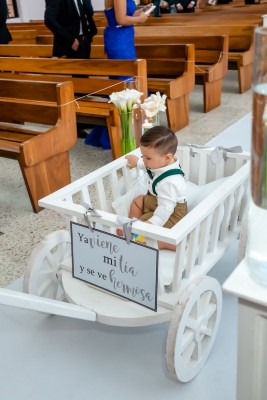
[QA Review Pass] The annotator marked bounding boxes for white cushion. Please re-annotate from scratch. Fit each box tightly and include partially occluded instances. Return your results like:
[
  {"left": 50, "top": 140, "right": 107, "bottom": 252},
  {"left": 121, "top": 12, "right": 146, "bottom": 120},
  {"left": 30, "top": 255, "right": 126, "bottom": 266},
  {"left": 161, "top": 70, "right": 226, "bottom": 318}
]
[{"left": 187, "top": 177, "right": 228, "bottom": 211}]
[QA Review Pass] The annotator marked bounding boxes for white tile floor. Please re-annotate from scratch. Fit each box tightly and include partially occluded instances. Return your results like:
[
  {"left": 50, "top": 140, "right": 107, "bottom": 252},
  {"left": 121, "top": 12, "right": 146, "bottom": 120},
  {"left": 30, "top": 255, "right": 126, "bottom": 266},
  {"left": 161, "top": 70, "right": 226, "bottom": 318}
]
[{"left": 0, "top": 112, "right": 252, "bottom": 400}]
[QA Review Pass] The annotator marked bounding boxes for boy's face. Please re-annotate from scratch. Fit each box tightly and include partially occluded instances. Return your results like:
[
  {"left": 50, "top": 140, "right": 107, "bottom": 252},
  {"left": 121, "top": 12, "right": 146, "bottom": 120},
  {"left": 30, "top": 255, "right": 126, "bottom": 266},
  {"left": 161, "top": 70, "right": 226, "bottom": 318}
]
[{"left": 140, "top": 145, "right": 173, "bottom": 170}]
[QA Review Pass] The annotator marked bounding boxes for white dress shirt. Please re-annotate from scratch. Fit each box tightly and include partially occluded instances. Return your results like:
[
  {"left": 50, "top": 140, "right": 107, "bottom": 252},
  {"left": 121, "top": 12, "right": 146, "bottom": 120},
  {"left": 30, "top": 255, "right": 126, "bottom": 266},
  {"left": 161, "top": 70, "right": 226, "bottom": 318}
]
[
  {"left": 73, "top": 0, "right": 83, "bottom": 35},
  {"left": 137, "top": 158, "right": 187, "bottom": 226}
]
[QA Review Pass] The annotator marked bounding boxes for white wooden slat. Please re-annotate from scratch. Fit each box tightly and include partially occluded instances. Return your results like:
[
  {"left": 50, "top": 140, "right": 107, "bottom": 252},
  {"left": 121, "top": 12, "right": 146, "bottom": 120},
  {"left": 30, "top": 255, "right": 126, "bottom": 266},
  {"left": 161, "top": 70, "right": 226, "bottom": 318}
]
[
  {"left": 197, "top": 214, "right": 213, "bottom": 265},
  {"left": 96, "top": 179, "right": 108, "bottom": 211},
  {"left": 66, "top": 194, "right": 74, "bottom": 203},
  {"left": 109, "top": 170, "right": 121, "bottom": 200},
  {"left": 235, "top": 155, "right": 247, "bottom": 172},
  {"left": 219, "top": 194, "right": 235, "bottom": 242},
  {"left": 238, "top": 180, "right": 249, "bottom": 222},
  {"left": 184, "top": 225, "right": 200, "bottom": 279},
  {"left": 209, "top": 204, "right": 224, "bottom": 253},
  {"left": 229, "top": 186, "right": 243, "bottom": 233},
  {"left": 157, "top": 276, "right": 163, "bottom": 296},
  {"left": 197, "top": 152, "right": 208, "bottom": 185},
  {"left": 122, "top": 164, "right": 134, "bottom": 193},
  {"left": 172, "top": 237, "right": 187, "bottom": 293},
  {"left": 214, "top": 153, "right": 225, "bottom": 180},
  {"left": 80, "top": 187, "right": 91, "bottom": 205},
  {"left": 180, "top": 147, "right": 191, "bottom": 179}
]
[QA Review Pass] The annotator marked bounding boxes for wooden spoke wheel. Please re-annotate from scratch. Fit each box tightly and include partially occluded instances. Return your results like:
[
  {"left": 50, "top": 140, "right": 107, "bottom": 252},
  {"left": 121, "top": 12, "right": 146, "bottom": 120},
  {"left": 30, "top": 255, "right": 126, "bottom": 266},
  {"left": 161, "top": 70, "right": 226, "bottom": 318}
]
[
  {"left": 166, "top": 276, "right": 222, "bottom": 382},
  {"left": 23, "top": 230, "right": 71, "bottom": 301}
]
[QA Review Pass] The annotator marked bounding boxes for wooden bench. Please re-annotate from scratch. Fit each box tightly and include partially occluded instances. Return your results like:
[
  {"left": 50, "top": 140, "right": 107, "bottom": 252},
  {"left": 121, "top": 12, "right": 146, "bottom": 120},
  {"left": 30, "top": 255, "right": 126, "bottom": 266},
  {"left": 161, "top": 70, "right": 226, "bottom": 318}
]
[
  {"left": 0, "top": 43, "right": 194, "bottom": 131},
  {"left": 54, "top": 43, "right": 195, "bottom": 131},
  {"left": 93, "top": 15, "right": 256, "bottom": 93},
  {"left": 135, "top": 44, "right": 195, "bottom": 130},
  {"left": 92, "top": 34, "right": 228, "bottom": 113},
  {"left": 93, "top": 7, "right": 263, "bottom": 26},
  {"left": 0, "top": 79, "right": 76, "bottom": 213},
  {"left": 0, "top": 44, "right": 53, "bottom": 57},
  {"left": 9, "top": 30, "right": 37, "bottom": 44},
  {"left": 198, "top": 3, "right": 267, "bottom": 14},
  {"left": 136, "top": 36, "right": 229, "bottom": 113},
  {"left": 0, "top": 57, "right": 148, "bottom": 160},
  {"left": 132, "top": 25, "right": 255, "bottom": 94},
  {"left": 36, "top": 35, "right": 54, "bottom": 45},
  {"left": 8, "top": 23, "right": 51, "bottom": 35}
]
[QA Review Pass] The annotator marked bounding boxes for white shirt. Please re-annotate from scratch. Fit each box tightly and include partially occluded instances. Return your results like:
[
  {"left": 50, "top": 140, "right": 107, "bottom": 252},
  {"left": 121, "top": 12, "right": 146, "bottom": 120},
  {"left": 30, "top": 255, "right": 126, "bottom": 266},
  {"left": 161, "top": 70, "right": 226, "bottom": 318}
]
[
  {"left": 137, "top": 158, "right": 187, "bottom": 226},
  {"left": 73, "top": 0, "right": 83, "bottom": 35}
]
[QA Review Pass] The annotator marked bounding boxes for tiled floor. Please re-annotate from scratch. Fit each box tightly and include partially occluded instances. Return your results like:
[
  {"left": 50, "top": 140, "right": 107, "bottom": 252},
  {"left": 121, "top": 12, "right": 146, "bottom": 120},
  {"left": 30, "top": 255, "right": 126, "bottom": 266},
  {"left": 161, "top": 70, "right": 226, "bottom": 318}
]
[{"left": 0, "top": 70, "right": 252, "bottom": 287}]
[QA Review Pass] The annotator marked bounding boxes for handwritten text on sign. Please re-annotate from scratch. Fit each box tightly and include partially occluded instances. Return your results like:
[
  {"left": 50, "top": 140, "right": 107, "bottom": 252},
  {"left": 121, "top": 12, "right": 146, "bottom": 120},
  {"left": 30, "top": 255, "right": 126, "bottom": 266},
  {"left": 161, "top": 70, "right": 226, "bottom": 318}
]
[{"left": 71, "top": 222, "right": 158, "bottom": 311}]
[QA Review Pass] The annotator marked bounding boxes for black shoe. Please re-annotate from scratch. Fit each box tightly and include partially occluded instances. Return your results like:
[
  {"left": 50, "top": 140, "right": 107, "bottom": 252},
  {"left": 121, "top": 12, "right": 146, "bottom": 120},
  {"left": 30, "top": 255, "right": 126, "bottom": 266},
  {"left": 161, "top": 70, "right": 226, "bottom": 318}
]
[{"left": 77, "top": 129, "right": 88, "bottom": 139}]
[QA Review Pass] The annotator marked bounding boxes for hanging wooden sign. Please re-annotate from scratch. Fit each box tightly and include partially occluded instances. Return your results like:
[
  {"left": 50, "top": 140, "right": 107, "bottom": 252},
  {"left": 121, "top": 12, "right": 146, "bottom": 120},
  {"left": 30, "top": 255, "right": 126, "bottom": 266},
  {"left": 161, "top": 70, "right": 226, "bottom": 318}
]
[{"left": 71, "top": 222, "right": 159, "bottom": 311}]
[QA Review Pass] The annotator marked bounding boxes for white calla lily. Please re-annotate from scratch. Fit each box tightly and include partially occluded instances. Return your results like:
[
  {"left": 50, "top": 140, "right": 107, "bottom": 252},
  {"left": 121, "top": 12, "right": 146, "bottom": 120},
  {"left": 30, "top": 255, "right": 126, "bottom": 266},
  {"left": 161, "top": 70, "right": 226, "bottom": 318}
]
[{"left": 109, "top": 88, "right": 166, "bottom": 154}]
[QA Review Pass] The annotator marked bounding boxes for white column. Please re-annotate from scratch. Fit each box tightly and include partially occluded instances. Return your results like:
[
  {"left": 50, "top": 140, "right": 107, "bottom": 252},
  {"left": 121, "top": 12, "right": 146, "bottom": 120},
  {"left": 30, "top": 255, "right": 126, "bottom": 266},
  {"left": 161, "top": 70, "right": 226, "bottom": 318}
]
[
  {"left": 92, "top": 0, "right": 104, "bottom": 11},
  {"left": 223, "top": 260, "right": 267, "bottom": 400}
]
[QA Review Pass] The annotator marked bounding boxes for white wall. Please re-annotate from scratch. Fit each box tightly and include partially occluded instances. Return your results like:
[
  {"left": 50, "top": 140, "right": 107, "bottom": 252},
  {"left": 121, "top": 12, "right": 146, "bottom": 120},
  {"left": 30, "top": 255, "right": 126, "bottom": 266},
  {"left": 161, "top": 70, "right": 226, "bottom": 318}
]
[
  {"left": 7, "top": 0, "right": 104, "bottom": 23},
  {"left": 92, "top": 0, "right": 104, "bottom": 10}
]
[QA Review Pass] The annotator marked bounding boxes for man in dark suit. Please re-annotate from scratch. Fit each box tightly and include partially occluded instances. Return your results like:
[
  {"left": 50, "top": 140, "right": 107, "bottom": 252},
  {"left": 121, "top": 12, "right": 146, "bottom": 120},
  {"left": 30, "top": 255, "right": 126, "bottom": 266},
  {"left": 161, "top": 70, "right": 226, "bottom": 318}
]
[
  {"left": 44, "top": 0, "right": 97, "bottom": 59},
  {"left": 175, "top": 0, "right": 197, "bottom": 12},
  {"left": 0, "top": 0, "right": 12, "bottom": 44}
]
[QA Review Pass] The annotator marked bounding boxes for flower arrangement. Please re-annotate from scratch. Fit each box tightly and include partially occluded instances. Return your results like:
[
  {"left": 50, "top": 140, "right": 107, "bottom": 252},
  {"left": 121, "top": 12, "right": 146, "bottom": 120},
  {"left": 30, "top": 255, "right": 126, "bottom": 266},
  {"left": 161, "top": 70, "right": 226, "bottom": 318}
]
[
  {"left": 141, "top": 92, "right": 167, "bottom": 132},
  {"left": 109, "top": 88, "right": 143, "bottom": 155},
  {"left": 109, "top": 89, "right": 167, "bottom": 154},
  {"left": 141, "top": 91, "right": 167, "bottom": 119}
]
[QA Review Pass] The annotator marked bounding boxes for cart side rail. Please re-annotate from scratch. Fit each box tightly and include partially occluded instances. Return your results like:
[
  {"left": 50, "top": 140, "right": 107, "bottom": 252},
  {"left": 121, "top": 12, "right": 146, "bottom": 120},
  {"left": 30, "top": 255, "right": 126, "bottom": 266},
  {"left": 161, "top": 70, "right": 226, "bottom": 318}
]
[{"left": 39, "top": 147, "right": 250, "bottom": 309}]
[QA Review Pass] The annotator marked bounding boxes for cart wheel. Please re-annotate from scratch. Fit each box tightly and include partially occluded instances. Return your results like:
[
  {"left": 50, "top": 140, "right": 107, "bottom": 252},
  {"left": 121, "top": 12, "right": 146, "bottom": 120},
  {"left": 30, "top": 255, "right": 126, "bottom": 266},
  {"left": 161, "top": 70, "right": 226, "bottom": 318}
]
[
  {"left": 23, "top": 230, "right": 71, "bottom": 300},
  {"left": 166, "top": 276, "right": 222, "bottom": 382}
]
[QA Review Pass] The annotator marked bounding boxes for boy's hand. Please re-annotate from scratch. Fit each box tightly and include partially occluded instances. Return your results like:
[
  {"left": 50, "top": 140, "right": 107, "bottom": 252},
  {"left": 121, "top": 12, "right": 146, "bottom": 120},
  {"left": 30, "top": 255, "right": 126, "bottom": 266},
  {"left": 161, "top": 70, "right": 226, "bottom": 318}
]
[{"left": 125, "top": 155, "right": 139, "bottom": 168}]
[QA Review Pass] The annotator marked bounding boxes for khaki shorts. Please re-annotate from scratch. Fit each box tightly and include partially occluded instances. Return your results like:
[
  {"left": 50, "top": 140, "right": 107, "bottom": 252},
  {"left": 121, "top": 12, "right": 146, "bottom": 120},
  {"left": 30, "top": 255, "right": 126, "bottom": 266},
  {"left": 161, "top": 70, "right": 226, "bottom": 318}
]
[{"left": 140, "top": 193, "right": 187, "bottom": 229}]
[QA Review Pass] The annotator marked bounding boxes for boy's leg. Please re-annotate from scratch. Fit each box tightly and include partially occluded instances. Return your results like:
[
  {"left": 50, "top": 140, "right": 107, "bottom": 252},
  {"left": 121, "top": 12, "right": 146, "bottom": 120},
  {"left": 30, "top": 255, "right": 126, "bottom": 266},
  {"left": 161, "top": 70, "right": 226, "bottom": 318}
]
[
  {"left": 129, "top": 195, "right": 144, "bottom": 219},
  {"left": 116, "top": 195, "right": 144, "bottom": 236},
  {"left": 158, "top": 202, "right": 187, "bottom": 250}
]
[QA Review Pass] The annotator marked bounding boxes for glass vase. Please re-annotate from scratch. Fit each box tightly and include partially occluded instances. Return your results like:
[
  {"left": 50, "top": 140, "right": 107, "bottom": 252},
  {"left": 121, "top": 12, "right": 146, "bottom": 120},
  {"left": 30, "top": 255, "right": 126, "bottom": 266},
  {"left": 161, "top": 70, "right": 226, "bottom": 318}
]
[
  {"left": 245, "top": 26, "right": 267, "bottom": 286},
  {"left": 142, "top": 113, "right": 160, "bottom": 135},
  {"left": 119, "top": 110, "right": 136, "bottom": 155}
]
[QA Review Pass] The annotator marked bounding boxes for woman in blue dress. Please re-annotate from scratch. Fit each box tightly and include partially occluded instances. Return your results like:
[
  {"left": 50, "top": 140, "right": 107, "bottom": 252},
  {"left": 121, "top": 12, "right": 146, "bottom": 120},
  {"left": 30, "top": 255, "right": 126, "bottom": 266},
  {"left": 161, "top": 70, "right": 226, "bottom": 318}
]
[
  {"left": 104, "top": 0, "right": 150, "bottom": 60},
  {"left": 86, "top": 1, "right": 150, "bottom": 150}
]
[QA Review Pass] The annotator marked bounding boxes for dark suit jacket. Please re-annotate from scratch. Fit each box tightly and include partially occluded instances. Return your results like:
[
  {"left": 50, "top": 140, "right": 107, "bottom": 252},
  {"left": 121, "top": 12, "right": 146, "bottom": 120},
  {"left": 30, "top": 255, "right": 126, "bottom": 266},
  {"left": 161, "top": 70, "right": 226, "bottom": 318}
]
[
  {"left": 44, "top": 0, "right": 97, "bottom": 57},
  {"left": 175, "top": 0, "right": 197, "bottom": 12},
  {"left": 0, "top": 0, "right": 12, "bottom": 44}
]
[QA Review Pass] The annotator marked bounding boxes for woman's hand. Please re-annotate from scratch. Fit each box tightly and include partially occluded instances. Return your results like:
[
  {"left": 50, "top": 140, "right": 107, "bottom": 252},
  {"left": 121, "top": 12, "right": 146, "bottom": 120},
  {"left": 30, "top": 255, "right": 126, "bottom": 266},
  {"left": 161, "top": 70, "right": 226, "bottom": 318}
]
[
  {"left": 138, "top": 11, "right": 149, "bottom": 23},
  {"left": 133, "top": 9, "right": 149, "bottom": 23},
  {"left": 142, "top": 3, "right": 154, "bottom": 13}
]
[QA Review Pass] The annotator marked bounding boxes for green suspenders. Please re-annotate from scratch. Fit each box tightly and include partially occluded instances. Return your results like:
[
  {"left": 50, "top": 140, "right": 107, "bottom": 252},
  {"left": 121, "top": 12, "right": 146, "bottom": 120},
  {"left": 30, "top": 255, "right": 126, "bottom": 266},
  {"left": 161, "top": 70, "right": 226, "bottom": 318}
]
[{"left": 151, "top": 169, "right": 185, "bottom": 196}]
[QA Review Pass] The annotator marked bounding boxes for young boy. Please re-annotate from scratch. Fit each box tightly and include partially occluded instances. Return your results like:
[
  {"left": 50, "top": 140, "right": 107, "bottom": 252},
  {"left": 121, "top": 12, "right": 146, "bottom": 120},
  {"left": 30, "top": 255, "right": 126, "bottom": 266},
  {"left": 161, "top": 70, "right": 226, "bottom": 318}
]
[{"left": 118, "top": 126, "right": 187, "bottom": 250}]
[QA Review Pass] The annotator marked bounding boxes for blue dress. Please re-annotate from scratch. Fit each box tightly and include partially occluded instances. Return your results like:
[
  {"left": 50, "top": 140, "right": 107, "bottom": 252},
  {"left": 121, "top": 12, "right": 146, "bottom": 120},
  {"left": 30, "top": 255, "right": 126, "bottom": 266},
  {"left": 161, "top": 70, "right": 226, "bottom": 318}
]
[
  {"left": 104, "top": 0, "right": 137, "bottom": 60},
  {"left": 85, "top": 1, "right": 137, "bottom": 150}
]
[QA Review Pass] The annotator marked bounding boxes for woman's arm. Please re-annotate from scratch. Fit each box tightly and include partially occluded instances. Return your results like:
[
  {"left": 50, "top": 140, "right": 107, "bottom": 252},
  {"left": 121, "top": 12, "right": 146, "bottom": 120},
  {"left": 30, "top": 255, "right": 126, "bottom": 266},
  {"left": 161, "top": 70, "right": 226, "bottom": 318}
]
[{"left": 114, "top": 0, "right": 149, "bottom": 25}]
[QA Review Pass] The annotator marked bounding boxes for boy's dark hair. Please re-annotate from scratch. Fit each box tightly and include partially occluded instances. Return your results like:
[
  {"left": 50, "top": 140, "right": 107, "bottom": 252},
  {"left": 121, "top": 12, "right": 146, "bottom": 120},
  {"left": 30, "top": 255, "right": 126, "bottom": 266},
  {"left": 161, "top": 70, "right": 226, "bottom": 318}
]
[{"left": 140, "top": 126, "right": 178, "bottom": 155}]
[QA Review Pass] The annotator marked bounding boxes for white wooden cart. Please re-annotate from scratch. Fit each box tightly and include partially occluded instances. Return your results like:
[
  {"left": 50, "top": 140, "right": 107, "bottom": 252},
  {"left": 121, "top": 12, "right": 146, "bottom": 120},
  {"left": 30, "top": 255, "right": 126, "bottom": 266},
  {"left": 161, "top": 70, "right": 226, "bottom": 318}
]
[{"left": 0, "top": 145, "right": 250, "bottom": 383}]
